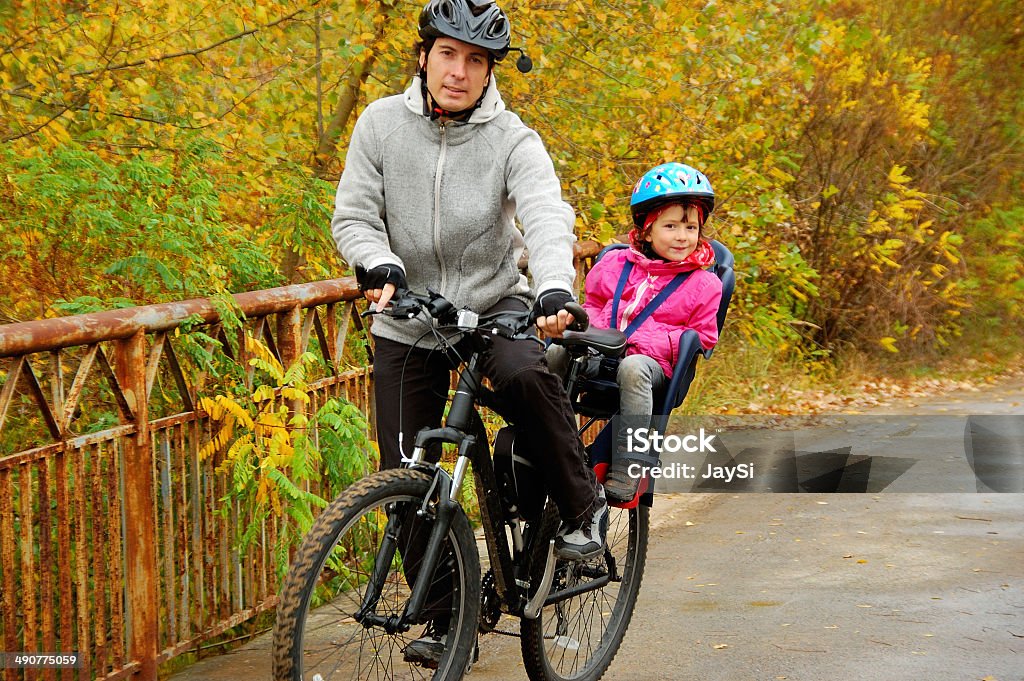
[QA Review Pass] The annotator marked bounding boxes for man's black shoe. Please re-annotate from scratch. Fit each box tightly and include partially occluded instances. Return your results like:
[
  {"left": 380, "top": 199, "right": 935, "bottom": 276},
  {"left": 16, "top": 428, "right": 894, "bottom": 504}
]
[
  {"left": 403, "top": 618, "right": 448, "bottom": 669},
  {"left": 554, "top": 487, "right": 608, "bottom": 561}
]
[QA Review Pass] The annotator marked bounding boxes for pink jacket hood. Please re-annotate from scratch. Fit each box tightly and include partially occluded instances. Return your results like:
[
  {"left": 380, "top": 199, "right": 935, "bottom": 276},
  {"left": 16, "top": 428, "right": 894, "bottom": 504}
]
[{"left": 582, "top": 243, "right": 723, "bottom": 377}]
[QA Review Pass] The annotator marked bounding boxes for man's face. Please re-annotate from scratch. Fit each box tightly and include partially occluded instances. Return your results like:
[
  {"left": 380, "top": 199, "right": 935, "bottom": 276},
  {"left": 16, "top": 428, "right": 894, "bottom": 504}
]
[{"left": 420, "top": 37, "right": 491, "bottom": 113}]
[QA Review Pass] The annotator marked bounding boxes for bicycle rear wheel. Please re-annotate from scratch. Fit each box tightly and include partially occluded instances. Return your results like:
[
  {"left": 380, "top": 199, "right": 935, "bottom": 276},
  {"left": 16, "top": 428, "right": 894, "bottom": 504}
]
[
  {"left": 520, "top": 502, "right": 649, "bottom": 681},
  {"left": 273, "top": 468, "right": 481, "bottom": 681}
]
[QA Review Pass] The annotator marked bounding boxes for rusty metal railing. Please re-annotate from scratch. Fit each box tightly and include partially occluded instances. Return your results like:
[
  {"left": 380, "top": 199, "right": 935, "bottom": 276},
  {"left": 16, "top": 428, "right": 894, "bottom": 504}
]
[
  {"left": 0, "top": 277, "right": 374, "bottom": 681},
  {"left": 0, "top": 241, "right": 602, "bottom": 681}
]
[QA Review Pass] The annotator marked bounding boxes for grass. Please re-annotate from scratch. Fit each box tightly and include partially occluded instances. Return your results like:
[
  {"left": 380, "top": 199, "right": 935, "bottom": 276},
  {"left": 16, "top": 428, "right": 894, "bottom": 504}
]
[{"left": 677, "top": 319, "right": 1024, "bottom": 416}]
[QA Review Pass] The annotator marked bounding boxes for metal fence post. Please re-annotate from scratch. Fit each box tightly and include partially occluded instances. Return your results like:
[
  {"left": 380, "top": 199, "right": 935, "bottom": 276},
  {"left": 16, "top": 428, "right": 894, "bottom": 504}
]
[
  {"left": 116, "top": 330, "right": 158, "bottom": 680},
  {"left": 278, "top": 305, "right": 303, "bottom": 419}
]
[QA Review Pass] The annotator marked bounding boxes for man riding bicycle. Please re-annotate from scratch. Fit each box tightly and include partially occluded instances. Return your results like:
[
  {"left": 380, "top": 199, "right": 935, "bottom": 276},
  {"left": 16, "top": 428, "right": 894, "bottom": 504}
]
[{"left": 330, "top": 0, "right": 607, "bottom": 666}]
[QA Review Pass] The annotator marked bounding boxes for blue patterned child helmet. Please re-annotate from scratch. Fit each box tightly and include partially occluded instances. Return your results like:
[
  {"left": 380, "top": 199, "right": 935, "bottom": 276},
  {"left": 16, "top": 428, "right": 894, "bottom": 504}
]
[{"left": 629, "top": 162, "right": 715, "bottom": 228}]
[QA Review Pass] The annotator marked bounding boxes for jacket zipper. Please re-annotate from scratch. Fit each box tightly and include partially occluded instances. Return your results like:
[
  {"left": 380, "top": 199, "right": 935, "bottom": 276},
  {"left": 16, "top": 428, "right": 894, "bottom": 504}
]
[
  {"left": 433, "top": 122, "right": 448, "bottom": 295},
  {"left": 619, "top": 274, "right": 656, "bottom": 331}
]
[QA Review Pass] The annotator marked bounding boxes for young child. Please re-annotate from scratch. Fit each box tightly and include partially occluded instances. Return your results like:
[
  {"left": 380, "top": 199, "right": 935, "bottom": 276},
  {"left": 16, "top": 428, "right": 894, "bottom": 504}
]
[{"left": 550, "top": 162, "right": 724, "bottom": 503}]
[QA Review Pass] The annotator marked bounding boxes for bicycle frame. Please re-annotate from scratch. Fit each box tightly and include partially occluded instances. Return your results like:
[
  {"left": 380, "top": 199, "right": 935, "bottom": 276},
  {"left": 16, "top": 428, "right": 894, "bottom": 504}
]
[
  {"left": 354, "top": 344, "right": 605, "bottom": 632},
  {"left": 274, "top": 290, "right": 649, "bottom": 681}
]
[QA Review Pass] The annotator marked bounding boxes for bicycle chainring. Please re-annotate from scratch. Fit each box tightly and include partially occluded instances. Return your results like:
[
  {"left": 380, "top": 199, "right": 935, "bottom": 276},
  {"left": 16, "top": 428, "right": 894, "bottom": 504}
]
[{"left": 479, "top": 569, "right": 502, "bottom": 633}]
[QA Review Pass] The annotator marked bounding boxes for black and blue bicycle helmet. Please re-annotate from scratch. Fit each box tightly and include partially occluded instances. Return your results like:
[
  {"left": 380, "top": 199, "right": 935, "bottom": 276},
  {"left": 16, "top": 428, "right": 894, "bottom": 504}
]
[{"left": 418, "top": 0, "right": 512, "bottom": 61}]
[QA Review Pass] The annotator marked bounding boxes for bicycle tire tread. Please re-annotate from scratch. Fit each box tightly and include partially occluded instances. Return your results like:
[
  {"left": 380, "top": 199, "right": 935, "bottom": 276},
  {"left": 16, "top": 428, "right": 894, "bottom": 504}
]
[
  {"left": 273, "top": 467, "right": 479, "bottom": 681},
  {"left": 520, "top": 505, "right": 649, "bottom": 681}
]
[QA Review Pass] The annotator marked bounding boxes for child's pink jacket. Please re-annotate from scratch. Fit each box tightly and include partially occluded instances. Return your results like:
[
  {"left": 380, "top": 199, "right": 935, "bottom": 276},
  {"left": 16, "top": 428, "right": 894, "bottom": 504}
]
[{"left": 582, "top": 244, "right": 723, "bottom": 378}]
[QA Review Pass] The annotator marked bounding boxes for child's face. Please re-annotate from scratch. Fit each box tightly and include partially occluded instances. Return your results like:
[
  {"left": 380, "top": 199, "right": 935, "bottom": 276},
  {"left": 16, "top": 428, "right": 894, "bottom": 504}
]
[{"left": 645, "top": 204, "right": 701, "bottom": 261}]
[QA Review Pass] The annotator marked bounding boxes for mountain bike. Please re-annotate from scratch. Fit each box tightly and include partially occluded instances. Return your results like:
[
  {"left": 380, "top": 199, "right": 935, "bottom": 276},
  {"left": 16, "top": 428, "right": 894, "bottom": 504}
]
[{"left": 272, "top": 288, "right": 648, "bottom": 681}]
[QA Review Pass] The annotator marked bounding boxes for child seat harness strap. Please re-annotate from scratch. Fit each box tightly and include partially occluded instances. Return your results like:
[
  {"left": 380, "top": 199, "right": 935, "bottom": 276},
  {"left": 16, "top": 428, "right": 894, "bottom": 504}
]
[{"left": 610, "top": 261, "right": 693, "bottom": 338}]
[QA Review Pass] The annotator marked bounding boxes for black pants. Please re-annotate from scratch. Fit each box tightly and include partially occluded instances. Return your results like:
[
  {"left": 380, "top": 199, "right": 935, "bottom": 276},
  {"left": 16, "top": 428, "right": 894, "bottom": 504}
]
[{"left": 372, "top": 298, "right": 598, "bottom": 525}]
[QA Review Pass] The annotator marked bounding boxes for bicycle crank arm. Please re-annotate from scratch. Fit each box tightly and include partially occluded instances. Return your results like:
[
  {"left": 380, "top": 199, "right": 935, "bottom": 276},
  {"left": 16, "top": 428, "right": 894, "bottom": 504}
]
[
  {"left": 522, "top": 539, "right": 556, "bottom": 620},
  {"left": 544, "top": 572, "right": 611, "bottom": 607}
]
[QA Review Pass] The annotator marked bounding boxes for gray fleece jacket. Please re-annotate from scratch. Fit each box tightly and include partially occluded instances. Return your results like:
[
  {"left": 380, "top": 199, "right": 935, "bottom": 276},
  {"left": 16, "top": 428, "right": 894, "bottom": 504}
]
[{"left": 331, "top": 76, "right": 577, "bottom": 347}]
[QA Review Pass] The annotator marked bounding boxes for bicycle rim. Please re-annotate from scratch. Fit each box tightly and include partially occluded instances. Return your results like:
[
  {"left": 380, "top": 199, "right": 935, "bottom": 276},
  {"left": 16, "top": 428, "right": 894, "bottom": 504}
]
[
  {"left": 273, "top": 469, "right": 481, "bottom": 681},
  {"left": 520, "top": 503, "right": 649, "bottom": 681}
]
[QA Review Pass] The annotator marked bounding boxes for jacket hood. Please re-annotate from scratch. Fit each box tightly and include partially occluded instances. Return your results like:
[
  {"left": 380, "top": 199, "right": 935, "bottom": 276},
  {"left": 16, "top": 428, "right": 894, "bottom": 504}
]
[
  {"left": 404, "top": 75, "right": 506, "bottom": 124},
  {"left": 626, "top": 239, "right": 716, "bottom": 275}
]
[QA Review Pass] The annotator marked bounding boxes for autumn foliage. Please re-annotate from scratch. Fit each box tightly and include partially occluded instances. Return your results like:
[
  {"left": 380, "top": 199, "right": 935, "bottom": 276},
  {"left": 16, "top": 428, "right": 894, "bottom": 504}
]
[{"left": 2, "top": 0, "right": 1022, "bottom": 361}]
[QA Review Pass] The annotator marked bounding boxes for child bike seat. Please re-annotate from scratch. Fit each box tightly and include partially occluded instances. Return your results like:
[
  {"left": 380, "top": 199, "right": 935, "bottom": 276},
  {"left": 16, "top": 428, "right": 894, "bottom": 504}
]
[{"left": 555, "top": 328, "right": 627, "bottom": 358}]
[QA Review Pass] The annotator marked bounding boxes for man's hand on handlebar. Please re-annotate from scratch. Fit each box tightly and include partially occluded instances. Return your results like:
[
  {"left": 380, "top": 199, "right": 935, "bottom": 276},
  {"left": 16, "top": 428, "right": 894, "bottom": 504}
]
[
  {"left": 536, "top": 309, "right": 576, "bottom": 337},
  {"left": 355, "top": 263, "right": 407, "bottom": 312},
  {"left": 357, "top": 281, "right": 588, "bottom": 338},
  {"left": 532, "top": 289, "right": 588, "bottom": 337},
  {"left": 372, "top": 283, "right": 397, "bottom": 312}
]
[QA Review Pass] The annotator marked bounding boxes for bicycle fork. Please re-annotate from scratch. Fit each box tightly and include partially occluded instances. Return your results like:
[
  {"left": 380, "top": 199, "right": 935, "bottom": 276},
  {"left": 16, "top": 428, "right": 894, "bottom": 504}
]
[{"left": 354, "top": 442, "right": 474, "bottom": 631}]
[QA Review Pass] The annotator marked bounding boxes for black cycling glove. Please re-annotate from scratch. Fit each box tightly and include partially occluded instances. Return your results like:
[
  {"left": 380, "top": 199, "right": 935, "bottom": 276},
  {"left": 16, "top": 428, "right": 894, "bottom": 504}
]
[
  {"left": 531, "top": 288, "right": 575, "bottom": 320},
  {"left": 355, "top": 264, "right": 407, "bottom": 292}
]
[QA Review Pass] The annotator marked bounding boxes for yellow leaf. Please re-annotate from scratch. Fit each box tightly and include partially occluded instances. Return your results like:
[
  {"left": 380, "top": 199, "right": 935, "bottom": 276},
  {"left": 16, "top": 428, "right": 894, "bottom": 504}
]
[
  {"left": 879, "top": 337, "right": 899, "bottom": 353},
  {"left": 887, "top": 164, "right": 911, "bottom": 187},
  {"left": 787, "top": 286, "right": 809, "bottom": 303}
]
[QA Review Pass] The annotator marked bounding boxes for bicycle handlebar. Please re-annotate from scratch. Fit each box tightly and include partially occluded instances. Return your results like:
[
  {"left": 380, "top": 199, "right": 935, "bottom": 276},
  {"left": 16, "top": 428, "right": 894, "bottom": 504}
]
[{"left": 362, "top": 288, "right": 589, "bottom": 338}]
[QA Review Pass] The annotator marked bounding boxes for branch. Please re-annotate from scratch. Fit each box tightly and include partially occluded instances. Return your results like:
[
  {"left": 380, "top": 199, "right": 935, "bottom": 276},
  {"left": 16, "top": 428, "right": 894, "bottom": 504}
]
[
  {"left": 4, "top": 76, "right": 270, "bottom": 139},
  {"left": 68, "top": 0, "right": 323, "bottom": 79},
  {"left": 560, "top": 51, "right": 631, "bottom": 88},
  {"left": 311, "top": 0, "right": 391, "bottom": 179},
  {"left": 941, "top": 131, "right": 1023, "bottom": 183},
  {"left": 1, "top": 106, "right": 71, "bottom": 143}
]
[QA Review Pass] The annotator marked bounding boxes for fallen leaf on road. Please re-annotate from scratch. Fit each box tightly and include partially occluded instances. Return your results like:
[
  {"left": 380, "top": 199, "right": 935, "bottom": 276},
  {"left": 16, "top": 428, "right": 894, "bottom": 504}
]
[{"left": 713, "top": 644, "right": 729, "bottom": 650}]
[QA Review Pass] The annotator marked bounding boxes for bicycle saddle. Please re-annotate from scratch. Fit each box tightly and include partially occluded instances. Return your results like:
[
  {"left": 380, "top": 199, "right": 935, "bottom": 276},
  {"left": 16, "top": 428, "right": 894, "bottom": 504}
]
[{"left": 555, "top": 328, "right": 627, "bottom": 358}]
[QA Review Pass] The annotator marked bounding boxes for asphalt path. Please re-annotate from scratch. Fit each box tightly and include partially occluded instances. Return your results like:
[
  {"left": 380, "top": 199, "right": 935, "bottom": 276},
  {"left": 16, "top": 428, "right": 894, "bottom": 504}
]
[{"left": 171, "top": 377, "right": 1024, "bottom": 681}]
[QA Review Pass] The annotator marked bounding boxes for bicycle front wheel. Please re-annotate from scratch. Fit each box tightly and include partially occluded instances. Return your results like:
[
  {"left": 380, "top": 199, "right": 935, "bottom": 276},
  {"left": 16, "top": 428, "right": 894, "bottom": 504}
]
[
  {"left": 273, "top": 468, "right": 481, "bottom": 681},
  {"left": 520, "top": 503, "right": 649, "bottom": 681}
]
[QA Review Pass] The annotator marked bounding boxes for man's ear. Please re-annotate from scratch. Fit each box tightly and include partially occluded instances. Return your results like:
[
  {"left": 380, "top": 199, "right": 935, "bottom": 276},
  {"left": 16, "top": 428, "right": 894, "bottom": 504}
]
[{"left": 418, "top": 48, "right": 427, "bottom": 72}]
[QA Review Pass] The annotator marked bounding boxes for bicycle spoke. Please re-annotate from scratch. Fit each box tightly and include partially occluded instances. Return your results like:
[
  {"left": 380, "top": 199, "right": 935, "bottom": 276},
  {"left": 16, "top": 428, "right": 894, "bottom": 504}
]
[
  {"left": 273, "top": 470, "right": 480, "bottom": 681},
  {"left": 522, "top": 504, "right": 648, "bottom": 681}
]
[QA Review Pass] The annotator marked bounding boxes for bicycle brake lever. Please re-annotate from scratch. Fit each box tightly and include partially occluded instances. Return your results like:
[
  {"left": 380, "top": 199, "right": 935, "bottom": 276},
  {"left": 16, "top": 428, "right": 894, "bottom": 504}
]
[{"left": 359, "top": 288, "right": 420, "bottom": 318}]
